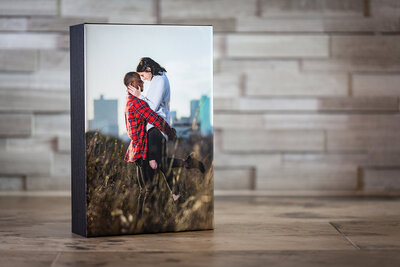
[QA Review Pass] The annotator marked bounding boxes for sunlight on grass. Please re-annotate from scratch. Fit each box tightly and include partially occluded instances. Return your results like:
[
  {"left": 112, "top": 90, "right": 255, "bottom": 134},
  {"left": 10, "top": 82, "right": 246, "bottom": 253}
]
[{"left": 86, "top": 131, "right": 214, "bottom": 236}]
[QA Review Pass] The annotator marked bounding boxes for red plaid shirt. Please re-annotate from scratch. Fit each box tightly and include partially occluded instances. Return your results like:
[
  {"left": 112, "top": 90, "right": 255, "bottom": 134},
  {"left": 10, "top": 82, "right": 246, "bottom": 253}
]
[{"left": 124, "top": 94, "right": 174, "bottom": 162}]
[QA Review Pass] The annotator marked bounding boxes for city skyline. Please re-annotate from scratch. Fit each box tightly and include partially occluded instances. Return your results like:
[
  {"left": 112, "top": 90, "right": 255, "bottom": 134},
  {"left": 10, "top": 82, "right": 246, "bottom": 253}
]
[
  {"left": 170, "top": 94, "right": 212, "bottom": 138},
  {"left": 90, "top": 94, "right": 212, "bottom": 140},
  {"left": 84, "top": 24, "right": 213, "bottom": 136}
]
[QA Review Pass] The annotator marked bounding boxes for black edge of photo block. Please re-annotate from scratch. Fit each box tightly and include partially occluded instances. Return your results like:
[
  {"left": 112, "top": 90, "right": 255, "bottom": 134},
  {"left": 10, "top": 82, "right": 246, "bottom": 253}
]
[{"left": 70, "top": 24, "right": 87, "bottom": 237}]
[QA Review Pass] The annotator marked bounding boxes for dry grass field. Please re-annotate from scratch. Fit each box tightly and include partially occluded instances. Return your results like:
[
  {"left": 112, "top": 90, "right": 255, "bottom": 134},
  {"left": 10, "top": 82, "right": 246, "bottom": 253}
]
[{"left": 85, "top": 131, "right": 214, "bottom": 237}]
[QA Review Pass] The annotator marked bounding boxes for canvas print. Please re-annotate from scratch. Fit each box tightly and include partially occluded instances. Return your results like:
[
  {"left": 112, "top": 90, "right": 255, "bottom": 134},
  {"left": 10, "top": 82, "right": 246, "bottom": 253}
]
[{"left": 71, "top": 24, "right": 213, "bottom": 237}]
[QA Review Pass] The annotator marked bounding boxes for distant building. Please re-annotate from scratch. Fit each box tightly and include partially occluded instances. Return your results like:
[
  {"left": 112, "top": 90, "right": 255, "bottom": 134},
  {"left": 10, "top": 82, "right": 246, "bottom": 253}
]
[
  {"left": 89, "top": 94, "right": 119, "bottom": 137},
  {"left": 169, "top": 110, "right": 200, "bottom": 138},
  {"left": 171, "top": 116, "right": 195, "bottom": 138},
  {"left": 190, "top": 99, "right": 200, "bottom": 121},
  {"left": 169, "top": 95, "right": 211, "bottom": 138},
  {"left": 170, "top": 111, "right": 177, "bottom": 125},
  {"left": 199, "top": 95, "right": 212, "bottom": 136}
]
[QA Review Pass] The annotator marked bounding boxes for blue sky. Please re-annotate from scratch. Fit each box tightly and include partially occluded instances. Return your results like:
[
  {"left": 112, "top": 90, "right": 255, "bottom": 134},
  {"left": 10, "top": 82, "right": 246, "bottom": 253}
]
[{"left": 85, "top": 24, "right": 213, "bottom": 136}]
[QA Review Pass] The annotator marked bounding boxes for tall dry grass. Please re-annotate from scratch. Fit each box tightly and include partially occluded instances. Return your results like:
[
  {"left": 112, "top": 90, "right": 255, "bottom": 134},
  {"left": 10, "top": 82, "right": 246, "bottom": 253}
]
[{"left": 85, "top": 131, "right": 213, "bottom": 237}]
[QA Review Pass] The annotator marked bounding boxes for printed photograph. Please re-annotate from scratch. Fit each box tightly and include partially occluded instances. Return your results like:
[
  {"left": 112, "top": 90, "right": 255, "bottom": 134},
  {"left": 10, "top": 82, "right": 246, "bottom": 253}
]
[{"left": 84, "top": 24, "right": 213, "bottom": 236}]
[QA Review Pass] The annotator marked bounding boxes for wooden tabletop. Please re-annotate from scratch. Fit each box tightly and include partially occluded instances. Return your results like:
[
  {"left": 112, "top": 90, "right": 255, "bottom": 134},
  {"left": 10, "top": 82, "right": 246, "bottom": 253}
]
[{"left": 0, "top": 195, "right": 399, "bottom": 266}]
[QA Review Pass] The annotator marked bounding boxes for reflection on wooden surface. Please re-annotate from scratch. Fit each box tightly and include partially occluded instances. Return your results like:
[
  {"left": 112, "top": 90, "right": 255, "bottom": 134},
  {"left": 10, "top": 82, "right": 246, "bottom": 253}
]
[{"left": 1, "top": 195, "right": 400, "bottom": 266}]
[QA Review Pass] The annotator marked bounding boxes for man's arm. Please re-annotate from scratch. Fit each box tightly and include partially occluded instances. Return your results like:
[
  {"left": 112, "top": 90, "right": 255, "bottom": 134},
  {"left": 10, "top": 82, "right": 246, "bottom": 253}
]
[
  {"left": 125, "top": 106, "right": 137, "bottom": 141},
  {"left": 135, "top": 100, "right": 176, "bottom": 140}
]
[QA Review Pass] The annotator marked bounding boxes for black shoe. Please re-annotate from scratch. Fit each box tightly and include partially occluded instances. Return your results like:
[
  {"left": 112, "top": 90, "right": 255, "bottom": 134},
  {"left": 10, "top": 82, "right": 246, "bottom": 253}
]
[{"left": 185, "top": 153, "right": 205, "bottom": 173}]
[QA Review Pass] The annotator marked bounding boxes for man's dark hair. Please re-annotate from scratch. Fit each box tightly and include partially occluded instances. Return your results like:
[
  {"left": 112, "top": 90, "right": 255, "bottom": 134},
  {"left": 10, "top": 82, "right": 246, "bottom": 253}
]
[
  {"left": 136, "top": 57, "right": 167, "bottom": 76},
  {"left": 124, "top": 72, "right": 140, "bottom": 86}
]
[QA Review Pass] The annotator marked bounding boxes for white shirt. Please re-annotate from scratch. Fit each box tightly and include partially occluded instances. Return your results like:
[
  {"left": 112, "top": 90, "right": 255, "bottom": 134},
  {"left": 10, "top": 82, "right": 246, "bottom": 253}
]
[{"left": 143, "top": 72, "right": 171, "bottom": 141}]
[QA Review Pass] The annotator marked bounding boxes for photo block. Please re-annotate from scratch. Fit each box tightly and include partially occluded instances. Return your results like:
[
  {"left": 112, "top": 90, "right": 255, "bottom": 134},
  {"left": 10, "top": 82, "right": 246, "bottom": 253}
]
[{"left": 70, "top": 24, "right": 214, "bottom": 237}]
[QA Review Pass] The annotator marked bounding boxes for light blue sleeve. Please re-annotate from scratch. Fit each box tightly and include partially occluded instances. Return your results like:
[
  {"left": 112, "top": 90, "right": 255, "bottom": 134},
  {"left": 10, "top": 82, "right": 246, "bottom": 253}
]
[{"left": 146, "top": 75, "right": 165, "bottom": 112}]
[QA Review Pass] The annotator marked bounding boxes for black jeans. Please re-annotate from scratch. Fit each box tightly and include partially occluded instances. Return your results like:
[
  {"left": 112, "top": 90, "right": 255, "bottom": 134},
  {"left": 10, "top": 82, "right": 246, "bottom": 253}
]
[
  {"left": 147, "top": 127, "right": 167, "bottom": 169},
  {"left": 144, "top": 127, "right": 185, "bottom": 194}
]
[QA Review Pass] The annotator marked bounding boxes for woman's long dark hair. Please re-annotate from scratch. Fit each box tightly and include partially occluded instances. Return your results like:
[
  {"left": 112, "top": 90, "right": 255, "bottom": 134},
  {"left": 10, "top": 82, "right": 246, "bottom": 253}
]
[{"left": 136, "top": 57, "right": 167, "bottom": 76}]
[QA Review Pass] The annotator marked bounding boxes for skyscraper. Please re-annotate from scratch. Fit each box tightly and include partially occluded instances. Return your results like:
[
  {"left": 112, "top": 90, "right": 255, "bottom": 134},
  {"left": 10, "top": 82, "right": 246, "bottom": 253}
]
[
  {"left": 199, "top": 95, "right": 212, "bottom": 136},
  {"left": 190, "top": 99, "right": 200, "bottom": 121},
  {"left": 170, "top": 110, "right": 177, "bottom": 125},
  {"left": 89, "top": 94, "right": 119, "bottom": 137}
]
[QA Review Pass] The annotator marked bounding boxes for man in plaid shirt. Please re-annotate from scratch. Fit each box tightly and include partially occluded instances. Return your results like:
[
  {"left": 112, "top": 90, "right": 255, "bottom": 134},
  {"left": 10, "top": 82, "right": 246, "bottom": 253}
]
[
  {"left": 123, "top": 72, "right": 176, "bottom": 166},
  {"left": 124, "top": 72, "right": 203, "bottom": 202}
]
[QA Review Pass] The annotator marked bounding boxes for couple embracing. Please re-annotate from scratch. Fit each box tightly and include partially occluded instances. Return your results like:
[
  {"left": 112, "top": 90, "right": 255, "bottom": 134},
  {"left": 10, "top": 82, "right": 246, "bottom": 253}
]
[{"left": 123, "top": 57, "right": 204, "bottom": 202}]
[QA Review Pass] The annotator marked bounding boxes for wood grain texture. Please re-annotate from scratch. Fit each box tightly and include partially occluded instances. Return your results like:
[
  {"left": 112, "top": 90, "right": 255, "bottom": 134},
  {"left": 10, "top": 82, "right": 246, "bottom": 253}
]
[
  {"left": 1, "top": 195, "right": 400, "bottom": 265},
  {"left": 0, "top": 0, "right": 399, "bottom": 194}
]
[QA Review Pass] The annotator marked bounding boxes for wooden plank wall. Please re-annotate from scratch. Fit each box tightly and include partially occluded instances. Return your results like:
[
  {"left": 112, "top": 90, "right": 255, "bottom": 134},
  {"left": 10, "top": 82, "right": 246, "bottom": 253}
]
[{"left": 0, "top": 0, "right": 399, "bottom": 193}]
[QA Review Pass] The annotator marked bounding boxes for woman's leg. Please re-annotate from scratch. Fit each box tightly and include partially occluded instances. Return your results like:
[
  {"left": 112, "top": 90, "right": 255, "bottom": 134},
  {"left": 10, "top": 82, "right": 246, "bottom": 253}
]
[
  {"left": 148, "top": 127, "right": 180, "bottom": 195},
  {"left": 147, "top": 127, "right": 163, "bottom": 167},
  {"left": 166, "top": 154, "right": 205, "bottom": 173}
]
